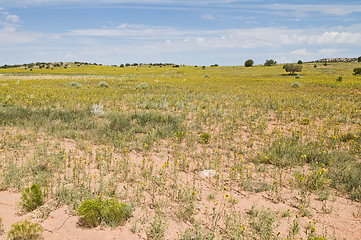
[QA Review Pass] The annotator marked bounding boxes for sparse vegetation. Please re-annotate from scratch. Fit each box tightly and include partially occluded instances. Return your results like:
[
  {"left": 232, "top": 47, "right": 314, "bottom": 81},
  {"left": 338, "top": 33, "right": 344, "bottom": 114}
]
[{"left": 0, "top": 62, "right": 360, "bottom": 239}]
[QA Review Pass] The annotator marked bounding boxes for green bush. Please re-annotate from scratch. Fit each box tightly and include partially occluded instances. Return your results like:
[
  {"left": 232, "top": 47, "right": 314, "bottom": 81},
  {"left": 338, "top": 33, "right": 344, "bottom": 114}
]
[
  {"left": 245, "top": 59, "right": 254, "bottom": 67},
  {"left": 199, "top": 133, "right": 211, "bottom": 144},
  {"left": 336, "top": 76, "right": 343, "bottom": 82},
  {"left": 7, "top": 219, "right": 43, "bottom": 240},
  {"left": 264, "top": 59, "right": 277, "bottom": 66},
  {"left": 283, "top": 63, "right": 302, "bottom": 75},
  {"left": 101, "top": 199, "right": 133, "bottom": 228},
  {"left": 77, "top": 198, "right": 102, "bottom": 228},
  {"left": 77, "top": 197, "right": 132, "bottom": 228},
  {"left": 353, "top": 68, "right": 361, "bottom": 75},
  {"left": 20, "top": 184, "right": 44, "bottom": 212}
]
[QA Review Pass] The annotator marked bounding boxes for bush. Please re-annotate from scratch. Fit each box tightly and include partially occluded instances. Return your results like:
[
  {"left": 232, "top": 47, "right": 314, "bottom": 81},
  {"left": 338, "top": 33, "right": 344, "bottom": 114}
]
[
  {"left": 353, "top": 68, "right": 361, "bottom": 75},
  {"left": 264, "top": 59, "right": 276, "bottom": 66},
  {"left": 98, "top": 81, "right": 109, "bottom": 88},
  {"left": 136, "top": 82, "right": 148, "bottom": 89},
  {"left": 245, "top": 59, "right": 254, "bottom": 67},
  {"left": 199, "top": 133, "right": 211, "bottom": 144},
  {"left": 283, "top": 63, "right": 302, "bottom": 75},
  {"left": 358, "top": 56, "right": 361, "bottom": 62},
  {"left": 70, "top": 82, "right": 82, "bottom": 88},
  {"left": 91, "top": 104, "right": 105, "bottom": 116},
  {"left": 291, "top": 82, "right": 301, "bottom": 88},
  {"left": 20, "top": 184, "right": 44, "bottom": 212},
  {"left": 7, "top": 219, "right": 43, "bottom": 240},
  {"left": 297, "top": 60, "right": 303, "bottom": 64},
  {"left": 77, "top": 198, "right": 101, "bottom": 228},
  {"left": 336, "top": 76, "right": 343, "bottom": 82},
  {"left": 77, "top": 198, "right": 132, "bottom": 228}
]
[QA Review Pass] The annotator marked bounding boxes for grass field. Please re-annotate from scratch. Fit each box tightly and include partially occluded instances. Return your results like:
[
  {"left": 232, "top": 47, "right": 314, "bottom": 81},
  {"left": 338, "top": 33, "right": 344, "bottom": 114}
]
[{"left": 0, "top": 62, "right": 360, "bottom": 239}]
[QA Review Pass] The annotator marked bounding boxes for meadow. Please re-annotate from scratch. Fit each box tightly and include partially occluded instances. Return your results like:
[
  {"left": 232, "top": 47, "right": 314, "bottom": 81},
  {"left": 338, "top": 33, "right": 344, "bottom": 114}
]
[{"left": 0, "top": 62, "right": 360, "bottom": 239}]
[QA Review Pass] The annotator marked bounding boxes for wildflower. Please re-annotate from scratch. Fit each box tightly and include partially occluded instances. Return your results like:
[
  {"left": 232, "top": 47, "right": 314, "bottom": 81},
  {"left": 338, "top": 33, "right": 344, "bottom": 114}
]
[
  {"left": 224, "top": 193, "right": 229, "bottom": 199},
  {"left": 214, "top": 200, "right": 218, "bottom": 205}
]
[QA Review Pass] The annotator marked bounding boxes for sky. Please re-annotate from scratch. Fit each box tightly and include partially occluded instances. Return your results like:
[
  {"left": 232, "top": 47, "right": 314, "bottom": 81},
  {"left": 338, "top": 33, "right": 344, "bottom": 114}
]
[{"left": 1, "top": 0, "right": 361, "bottom": 66}]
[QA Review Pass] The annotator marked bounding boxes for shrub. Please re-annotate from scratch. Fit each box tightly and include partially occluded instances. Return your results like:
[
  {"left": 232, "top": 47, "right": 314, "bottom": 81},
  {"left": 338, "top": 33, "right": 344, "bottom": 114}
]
[
  {"left": 77, "top": 198, "right": 132, "bottom": 228},
  {"left": 283, "top": 63, "right": 302, "bottom": 75},
  {"left": 264, "top": 59, "right": 277, "bottom": 66},
  {"left": 358, "top": 56, "right": 361, "bottom": 62},
  {"left": 91, "top": 104, "right": 105, "bottom": 116},
  {"left": 101, "top": 199, "right": 133, "bottom": 228},
  {"left": 291, "top": 82, "right": 301, "bottom": 88},
  {"left": 136, "top": 82, "right": 148, "bottom": 89},
  {"left": 20, "top": 184, "right": 44, "bottom": 212},
  {"left": 70, "top": 82, "right": 82, "bottom": 88},
  {"left": 199, "top": 133, "right": 211, "bottom": 144},
  {"left": 336, "top": 76, "right": 343, "bottom": 82},
  {"left": 98, "top": 81, "right": 109, "bottom": 88},
  {"left": 297, "top": 60, "right": 303, "bottom": 64},
  {"left": 245, "top": 59, "right": 254, "bottom": 67},
  {"left": 77, "top": 198, "right": 101, "bottom": 228},
  {"left": 204, "top": 74, "right": 210, "bottom": 78},
  {"left": 7, "top": 219, "right": 43, "bottom": 240},
  {"left": 353, "top": 68, "right": 361, "bottom": 75}
]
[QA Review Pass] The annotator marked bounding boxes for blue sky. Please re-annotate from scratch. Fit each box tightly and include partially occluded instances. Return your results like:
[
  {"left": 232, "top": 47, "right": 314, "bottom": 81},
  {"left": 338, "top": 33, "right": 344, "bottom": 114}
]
[{"left": 1, "top": 0, "right": 361, "bottom": 66}]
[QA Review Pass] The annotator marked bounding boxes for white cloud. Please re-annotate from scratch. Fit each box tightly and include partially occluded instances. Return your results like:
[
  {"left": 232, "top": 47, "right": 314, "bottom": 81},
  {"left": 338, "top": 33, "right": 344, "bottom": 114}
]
[
  {"left": 5, "top": 14, "right": 21, "bottom": 23},
  {"left": 66, "top": 23, "right": 361, "bottom": 51},
  {"left": 290, "top": 48, "right": 312, "bottom": 56},
  {"left": 202, "top": 14, "right": 216, "bottom": 20}
]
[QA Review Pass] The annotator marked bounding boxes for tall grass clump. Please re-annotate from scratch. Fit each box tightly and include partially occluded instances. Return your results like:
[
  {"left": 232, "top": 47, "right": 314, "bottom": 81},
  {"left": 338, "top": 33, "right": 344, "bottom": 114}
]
[
  {"left": 7, "top": 219, "right": 44, "bottom": 240},
  {"left": 77, "top": 197, "right": 132, "bottom": 228},
  {"left": 20, "top": 184, "right": 44, "bottom": 212}
]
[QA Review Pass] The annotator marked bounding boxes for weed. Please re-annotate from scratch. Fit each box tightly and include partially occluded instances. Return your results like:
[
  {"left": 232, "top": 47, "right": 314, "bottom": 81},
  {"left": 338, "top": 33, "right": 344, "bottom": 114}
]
[
  {"left": 20, "top": 184, "right": 44, "bottom": 212},
  {"left": 146, "top": 212, "right": 168, "bottom": 240},
  {"left": 7, "top": 219, "right": 44, "bottom": 240}
]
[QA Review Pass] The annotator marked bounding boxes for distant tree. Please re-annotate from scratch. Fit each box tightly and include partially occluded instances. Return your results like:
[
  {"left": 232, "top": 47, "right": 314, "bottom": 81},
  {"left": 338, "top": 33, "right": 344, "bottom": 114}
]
[
  {"left": 283, "top": 63, "right": 303, "bottom": 75},
  {"left": 264, "top": 59, "right": 277, "bottom": 66},
  {"left": 245, "top": 59, "right": 254, "bottom": 67},
  {"left": 297, "top": 60, "right": 303, "bottom": 64},
  {"left": 358, "top": 56, "right": 361, "bottom": 62}
]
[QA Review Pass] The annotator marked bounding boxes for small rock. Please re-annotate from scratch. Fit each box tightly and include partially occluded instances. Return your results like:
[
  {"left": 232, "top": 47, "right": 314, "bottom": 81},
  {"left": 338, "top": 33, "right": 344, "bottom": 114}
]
[{"left": 199, "top": 169, "right": 217, "bottom": 178}]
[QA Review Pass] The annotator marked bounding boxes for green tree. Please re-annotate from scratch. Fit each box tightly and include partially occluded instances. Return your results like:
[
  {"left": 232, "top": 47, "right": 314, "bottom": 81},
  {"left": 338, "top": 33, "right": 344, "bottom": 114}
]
[
  {"left": 358, "top": 56, "right": 361, "bottom": 62},
  {"left": 264, "top": 59, "right": 277, "bottom": 66},
  {"left": 245, "top": 59, "right": 254, "bottom": 67},
  {"left": 297, "top": 60, "right": 303, "bottom": 64},
  {"left": 283, "top": 63, "right": 303, "bottom": 75}
]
